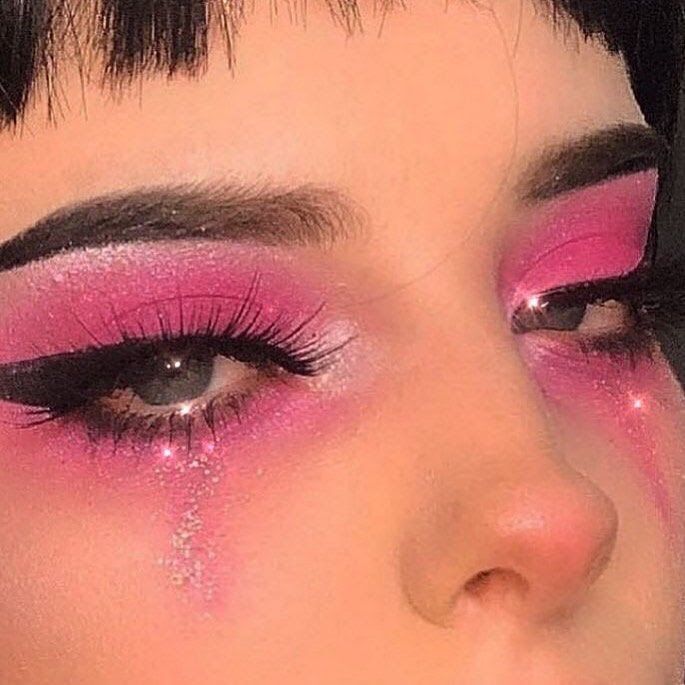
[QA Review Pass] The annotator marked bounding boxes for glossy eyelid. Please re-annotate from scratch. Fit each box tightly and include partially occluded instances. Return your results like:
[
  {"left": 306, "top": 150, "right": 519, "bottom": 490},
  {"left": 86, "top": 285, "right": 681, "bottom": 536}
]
[{"left": 499, "top": 170, "right": 658, "bottom": 320}]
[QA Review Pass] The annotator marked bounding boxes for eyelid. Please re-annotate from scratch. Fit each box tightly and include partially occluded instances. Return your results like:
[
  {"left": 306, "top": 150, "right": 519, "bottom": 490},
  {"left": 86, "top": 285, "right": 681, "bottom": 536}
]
[
  {"left": 0, "top": 241, "right": 352, "bottom": 365},
  {"left": 499, "top": 170, "right": 658, "bottom": 319}
]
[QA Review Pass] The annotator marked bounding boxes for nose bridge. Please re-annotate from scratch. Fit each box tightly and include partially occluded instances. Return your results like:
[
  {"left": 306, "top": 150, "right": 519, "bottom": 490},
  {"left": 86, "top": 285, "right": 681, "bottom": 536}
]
[{"left": 397, "top": 321, "right": 620, "bottom": 627}]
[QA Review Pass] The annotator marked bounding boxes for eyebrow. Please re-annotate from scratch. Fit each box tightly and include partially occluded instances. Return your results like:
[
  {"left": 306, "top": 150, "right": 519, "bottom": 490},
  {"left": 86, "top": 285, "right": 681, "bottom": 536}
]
[
  {"left": 0, "top": 183, "right": 365, "bottom": 273},
  {"left": 517, "top": 122, "right": 668, "bottom": 203},
  {"left": 0, "top": 123, "right": 668, "bottom": 273}
]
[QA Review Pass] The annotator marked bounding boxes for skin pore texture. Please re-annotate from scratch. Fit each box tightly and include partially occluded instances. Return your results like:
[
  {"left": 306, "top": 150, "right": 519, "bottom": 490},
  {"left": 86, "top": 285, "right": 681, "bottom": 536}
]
[{"left": 1, "top": 1, "right": 685, "bottom": 684}]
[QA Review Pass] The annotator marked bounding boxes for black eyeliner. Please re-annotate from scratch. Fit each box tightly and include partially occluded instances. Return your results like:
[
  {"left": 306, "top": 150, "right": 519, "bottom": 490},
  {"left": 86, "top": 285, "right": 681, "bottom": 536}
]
[{"left": 511, "top": 253, "right": 685, "bottom": 364}]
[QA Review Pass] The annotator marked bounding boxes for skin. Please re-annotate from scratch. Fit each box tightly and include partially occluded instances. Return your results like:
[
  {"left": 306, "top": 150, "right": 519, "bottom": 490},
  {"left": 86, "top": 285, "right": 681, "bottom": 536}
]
[{"left": 1, "top": 1, "right": 685, "bottom": 683}]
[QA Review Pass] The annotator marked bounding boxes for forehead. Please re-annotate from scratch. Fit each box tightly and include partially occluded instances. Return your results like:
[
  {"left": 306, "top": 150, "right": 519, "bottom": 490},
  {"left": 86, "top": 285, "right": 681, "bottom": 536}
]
[{"left": 0, "top": 0, "right": 634, "bottom": 129}]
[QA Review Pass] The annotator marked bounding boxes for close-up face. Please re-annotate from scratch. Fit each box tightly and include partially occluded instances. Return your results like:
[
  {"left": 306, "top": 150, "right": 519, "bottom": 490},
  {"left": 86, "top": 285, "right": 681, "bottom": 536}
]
[{"left": 2, "top": 1, "right": 685, "bottom": 683}]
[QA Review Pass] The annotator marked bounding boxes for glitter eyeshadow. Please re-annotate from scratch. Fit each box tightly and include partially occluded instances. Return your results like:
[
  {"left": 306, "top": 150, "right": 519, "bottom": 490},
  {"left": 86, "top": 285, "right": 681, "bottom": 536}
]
[{"left": 499, "top": 170, "right": 685, "bottom": 527}]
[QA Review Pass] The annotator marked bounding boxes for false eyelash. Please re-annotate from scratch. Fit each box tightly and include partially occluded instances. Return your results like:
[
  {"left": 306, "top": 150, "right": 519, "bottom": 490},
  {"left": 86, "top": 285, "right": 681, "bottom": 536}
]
[
  {"left": 600, "top": 259, "right": 685, "bottom": 344},
  {"left": 630, "top": 258, "right": 685, "bottom": 331},
  {"left": 0, "top": 275, "right": 351, "bottom": 446},
  {"left": 108, "top": 272, "right": 338, "bottom": 378}
]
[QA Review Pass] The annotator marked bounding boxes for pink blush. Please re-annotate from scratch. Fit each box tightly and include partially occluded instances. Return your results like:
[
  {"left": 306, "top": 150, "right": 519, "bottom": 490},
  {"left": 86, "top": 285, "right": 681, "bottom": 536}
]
[
  {"left": 0, "top": 370, "right": 366, "bottom": 610},
  {"left": 499, "top": 170, "right": 658, "bottom": 317},
  {"left": 520, "top": 341, "right": 683, "bottom": 528}
]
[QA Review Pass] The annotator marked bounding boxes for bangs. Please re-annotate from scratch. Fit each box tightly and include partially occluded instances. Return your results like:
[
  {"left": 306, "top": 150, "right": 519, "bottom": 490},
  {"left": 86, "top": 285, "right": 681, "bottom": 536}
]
[{"left": 0, "top": 0, "right": 682, "bottom": 137}]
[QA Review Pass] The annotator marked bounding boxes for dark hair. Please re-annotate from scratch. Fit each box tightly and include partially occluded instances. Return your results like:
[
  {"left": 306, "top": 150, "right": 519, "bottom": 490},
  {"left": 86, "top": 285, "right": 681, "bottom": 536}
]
[
  {"left": 0, "top": 1, "right": 683, "bottom": 138},
  {"left": 550, "top": 1, "right": 685, "bottom": 141}
]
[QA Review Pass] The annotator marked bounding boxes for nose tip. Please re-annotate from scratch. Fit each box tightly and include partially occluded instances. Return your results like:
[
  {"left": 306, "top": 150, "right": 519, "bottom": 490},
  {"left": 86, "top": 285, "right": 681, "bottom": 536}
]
[
  {"left": 460, "top": 480, "right": 619, "bottom": 621},
  {"left": 400, "top": 471, "right": 619, "bottom": 626}
]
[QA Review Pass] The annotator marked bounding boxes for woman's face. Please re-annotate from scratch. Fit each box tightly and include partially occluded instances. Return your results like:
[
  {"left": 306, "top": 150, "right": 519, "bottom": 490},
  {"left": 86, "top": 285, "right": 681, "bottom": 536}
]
[{"left": 1, "top": 1, "right": 685, "bottom": 683}]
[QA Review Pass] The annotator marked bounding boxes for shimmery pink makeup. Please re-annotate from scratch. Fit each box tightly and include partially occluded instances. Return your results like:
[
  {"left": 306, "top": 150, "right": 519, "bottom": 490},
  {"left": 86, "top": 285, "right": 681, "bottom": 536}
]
[
  {"left": 500, "top": 171, "right": 657, "bottom": 317},
  {"left": 517, "top": 341, "right": 683, "bottom": 527},
  {"left": 500, "top": 171, "right": 685, "bottom": 527},
  {"left": 0, "top": 241, "right": 366, "bottom": 606},
  {"left": 0, "top": 242, "right": 352, "bottom": 364}
]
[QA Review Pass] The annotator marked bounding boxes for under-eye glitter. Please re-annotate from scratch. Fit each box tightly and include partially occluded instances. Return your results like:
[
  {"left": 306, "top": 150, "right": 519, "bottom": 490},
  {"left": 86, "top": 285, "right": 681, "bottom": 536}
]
[{"left": 154, "top": 441, "right": 225, "bottom": 603}]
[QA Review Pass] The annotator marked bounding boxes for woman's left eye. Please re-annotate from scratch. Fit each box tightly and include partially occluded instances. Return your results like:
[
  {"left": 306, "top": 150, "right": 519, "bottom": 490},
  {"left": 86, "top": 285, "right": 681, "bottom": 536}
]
[{"left": 511, "top": 291, "right": 634, "bottom": 338}]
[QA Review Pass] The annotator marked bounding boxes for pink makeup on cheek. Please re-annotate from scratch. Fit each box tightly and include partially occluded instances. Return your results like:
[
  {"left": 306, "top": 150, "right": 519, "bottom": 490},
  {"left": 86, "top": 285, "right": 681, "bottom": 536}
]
[
  {"left": 519, "top": 343, "right": 684, "bottom": 528},
  {"left": 500, "top": 171, "right": 685, "bottom": 527},
  {"left": 0, "top": 242, "right": 369, "bottom": 607}
]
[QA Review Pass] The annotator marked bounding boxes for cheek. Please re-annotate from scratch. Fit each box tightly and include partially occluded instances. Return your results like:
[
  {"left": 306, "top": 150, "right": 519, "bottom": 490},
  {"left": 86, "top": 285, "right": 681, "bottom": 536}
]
[
  {"left": 0, "top": 384, "right": 369, "bottom": 613},
  {"left": 520, "top": 340, "right": 685, "bottom": 530}
]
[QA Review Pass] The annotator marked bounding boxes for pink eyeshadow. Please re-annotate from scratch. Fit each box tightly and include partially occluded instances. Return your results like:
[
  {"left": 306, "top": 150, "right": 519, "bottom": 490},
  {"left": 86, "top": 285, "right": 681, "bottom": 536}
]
[
  {"left": 499, "top": 170, "right": 685, "bottom": 526},
  {"left": 0, "top": 242, "right": 347, "bottom": 363},
  {"left": 499, "top": 171, "right": 658, "bottom": 317}
]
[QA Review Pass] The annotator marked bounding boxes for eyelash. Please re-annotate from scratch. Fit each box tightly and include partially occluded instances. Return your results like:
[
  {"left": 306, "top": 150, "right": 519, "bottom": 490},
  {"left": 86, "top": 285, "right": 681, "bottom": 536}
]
[
  {"left": 0, "top": 248, "right": 682, "bottom": 452},
  {"left": 512, "top": 256, "right": 685, "bottom": 366},
  {"left": 0, "top": 276, "right": 349, "bottom": 449}
]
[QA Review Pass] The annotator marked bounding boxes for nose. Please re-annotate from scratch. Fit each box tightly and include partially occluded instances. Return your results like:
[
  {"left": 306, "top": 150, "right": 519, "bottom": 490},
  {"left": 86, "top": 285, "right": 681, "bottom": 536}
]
[{"left": 399, "top": 465, "right": 618, "bottom": 626}]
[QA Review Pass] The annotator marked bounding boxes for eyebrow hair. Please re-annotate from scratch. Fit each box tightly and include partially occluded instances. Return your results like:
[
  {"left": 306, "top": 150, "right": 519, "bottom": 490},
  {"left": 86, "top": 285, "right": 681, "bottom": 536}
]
[
  {"left": 517, "top": 123, "right": 668, "bottom": 203},
  {"left": 0, "top": 183, "right": 365, "bottom": 273},
  {"left": 0, "top": 123, "right": 667, "bottom": 273}
]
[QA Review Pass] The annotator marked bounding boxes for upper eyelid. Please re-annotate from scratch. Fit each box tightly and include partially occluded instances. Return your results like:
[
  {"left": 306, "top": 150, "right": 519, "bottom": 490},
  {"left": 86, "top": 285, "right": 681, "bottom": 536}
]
[
  {"left": 498, "top": 166, "right": 659, "bottom": 320},
  {"left": 516, "top": 269, "right": 649, "bottom": 309},
  {"left": 511, "top": 249, "right": 685, "bottom": 336}
]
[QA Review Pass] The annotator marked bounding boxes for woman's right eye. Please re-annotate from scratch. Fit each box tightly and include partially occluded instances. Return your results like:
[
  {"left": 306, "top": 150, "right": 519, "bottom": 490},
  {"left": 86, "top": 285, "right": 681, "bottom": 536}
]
[
  {"left": 95, "top": 343, "right": 269, "bottom": 428},
  {"left": 115, "top": 345, "right": 258, "bottom": 409},
  {"left": 0, "top": 319, "right": 343, "bottom": 443},
  {"left": 0, "top": 249, "right": 359, "bottom": 455}
]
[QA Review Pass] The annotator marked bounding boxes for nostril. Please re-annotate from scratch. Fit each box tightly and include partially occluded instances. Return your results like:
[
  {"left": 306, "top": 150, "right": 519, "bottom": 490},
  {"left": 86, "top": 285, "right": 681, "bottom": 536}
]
[{"left": 461, "top": 567, "right": 530, "bottom": 609}]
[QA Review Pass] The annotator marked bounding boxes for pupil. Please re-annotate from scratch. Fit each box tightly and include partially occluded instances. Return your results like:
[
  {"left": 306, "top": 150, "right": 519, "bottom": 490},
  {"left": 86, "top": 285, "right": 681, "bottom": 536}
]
[
  {"left": 123, "top": 346, "right": 214, "bottom": 406},
  {"left": 512, "top": 297, "right": 587, "bottom": 334}
]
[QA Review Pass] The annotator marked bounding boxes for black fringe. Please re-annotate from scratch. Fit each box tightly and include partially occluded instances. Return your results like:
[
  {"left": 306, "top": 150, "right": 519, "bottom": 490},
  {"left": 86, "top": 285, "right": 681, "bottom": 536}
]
[
  {"left": 542, "top": 0, "right": 685, "bottom": 146},
  {"left": 0, "top": 0, "right": 52, "bottom": 126},
  {"left": 99, "top": 0, "right": 209, "bottom": 82}
]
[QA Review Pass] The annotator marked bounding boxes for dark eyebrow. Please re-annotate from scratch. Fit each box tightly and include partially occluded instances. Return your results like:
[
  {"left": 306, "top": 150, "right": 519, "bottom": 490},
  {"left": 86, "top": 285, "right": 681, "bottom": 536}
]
[
  {"left": 0, "top": 124, "right": 666, "bottom": 274},
  {"left": 0, "top": 182, "right": 365, "bottom": 273},
  {"left": 517, "top": 123, "right": 669, "bottom": 203}
]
